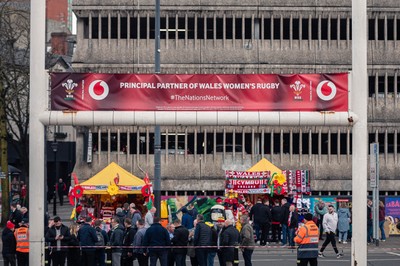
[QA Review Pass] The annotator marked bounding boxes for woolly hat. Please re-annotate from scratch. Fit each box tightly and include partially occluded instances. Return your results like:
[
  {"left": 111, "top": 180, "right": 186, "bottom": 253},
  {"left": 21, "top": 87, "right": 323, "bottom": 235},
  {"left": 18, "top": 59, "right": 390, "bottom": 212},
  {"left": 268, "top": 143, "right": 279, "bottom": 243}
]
[
  {"left": 6, "top": 221, "right": 15, "bottom": 230},
  {"left": 304, "top": 213, "right": 313, "bottom": 221}
]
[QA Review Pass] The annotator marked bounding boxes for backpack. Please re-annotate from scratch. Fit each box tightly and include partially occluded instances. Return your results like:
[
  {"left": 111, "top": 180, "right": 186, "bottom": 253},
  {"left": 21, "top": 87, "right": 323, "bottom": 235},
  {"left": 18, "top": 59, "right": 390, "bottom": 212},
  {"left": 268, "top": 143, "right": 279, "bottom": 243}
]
[{"left": 95, "top": 229, "right": 105, "bottom": 246}]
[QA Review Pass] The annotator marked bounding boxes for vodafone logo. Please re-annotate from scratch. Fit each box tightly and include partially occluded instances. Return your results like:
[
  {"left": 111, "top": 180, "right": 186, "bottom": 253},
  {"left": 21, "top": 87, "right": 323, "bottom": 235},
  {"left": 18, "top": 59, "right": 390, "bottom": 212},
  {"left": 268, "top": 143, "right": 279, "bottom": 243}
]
[
  {"left": 316, "top": 80, "right": 337, "bottom": 101},
  {"left": 88, "top": 80, "right": 109, "bottom": 100}
]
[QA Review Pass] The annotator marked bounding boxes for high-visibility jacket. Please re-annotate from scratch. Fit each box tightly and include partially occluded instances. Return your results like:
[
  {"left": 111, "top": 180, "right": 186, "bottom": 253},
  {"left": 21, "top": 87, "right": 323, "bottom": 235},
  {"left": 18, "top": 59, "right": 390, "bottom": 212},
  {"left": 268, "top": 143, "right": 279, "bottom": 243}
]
[
  {"left": 294, "top": 221, "right": 319, "bottom": 259},
  {"left": 14, "top": 226, "right": 29, "bottom": 253}
]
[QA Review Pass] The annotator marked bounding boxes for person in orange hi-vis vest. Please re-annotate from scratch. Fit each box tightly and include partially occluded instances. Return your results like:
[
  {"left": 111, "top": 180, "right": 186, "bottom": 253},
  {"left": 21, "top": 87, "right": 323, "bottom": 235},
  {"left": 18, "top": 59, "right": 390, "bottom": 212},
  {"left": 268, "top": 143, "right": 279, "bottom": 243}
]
[
  {"left": 14, "top": 221, "right": 29, "bottom": 266},
  {"left": 294, "top": 213, "right": 319, "bottom": 266}
]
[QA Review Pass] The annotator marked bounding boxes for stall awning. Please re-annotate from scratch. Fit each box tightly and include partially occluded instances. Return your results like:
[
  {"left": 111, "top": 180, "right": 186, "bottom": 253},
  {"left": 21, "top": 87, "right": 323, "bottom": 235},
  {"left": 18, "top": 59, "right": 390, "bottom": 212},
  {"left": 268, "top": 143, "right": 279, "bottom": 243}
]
[
  {"left": 247, "top": 158, "right": 282, "bottom": 174},
  {"left": 80, "top": 162, "right": 145, "bottom": 194}
]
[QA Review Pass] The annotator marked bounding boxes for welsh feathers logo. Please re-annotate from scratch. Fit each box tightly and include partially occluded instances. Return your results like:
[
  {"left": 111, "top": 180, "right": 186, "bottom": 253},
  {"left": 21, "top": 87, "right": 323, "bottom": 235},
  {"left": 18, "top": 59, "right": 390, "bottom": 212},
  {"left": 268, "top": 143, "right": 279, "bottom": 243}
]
[
  {"left": 290, "top": 80, "right": 305, "bottom": 101},
  {"left": 88, "top": 80, "right": 110, "bottom": 100},
  {"left": 62, "top": 79, "right": 78, "bottom": 101},
  {"left": 316, "top": 81, "right": 337, "bottom": 101}
]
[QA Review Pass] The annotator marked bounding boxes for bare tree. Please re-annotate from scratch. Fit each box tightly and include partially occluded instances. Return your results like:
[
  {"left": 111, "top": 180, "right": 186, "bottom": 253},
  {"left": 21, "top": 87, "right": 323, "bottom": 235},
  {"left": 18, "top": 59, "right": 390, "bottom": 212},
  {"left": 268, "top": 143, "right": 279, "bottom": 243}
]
[{"left": 0, "top": 0, "right": 30, "bottom": 224}]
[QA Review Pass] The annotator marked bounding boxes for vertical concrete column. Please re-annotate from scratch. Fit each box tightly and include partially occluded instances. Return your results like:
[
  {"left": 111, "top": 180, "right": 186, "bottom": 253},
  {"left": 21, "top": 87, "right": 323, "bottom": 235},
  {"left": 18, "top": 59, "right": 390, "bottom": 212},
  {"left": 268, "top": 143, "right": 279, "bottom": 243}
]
[
  {"left": 351, "top": 1, "right": 368, "bottom": 265},
  {"left": 29, "top": 0, "right": 46, "bottom": 264}
]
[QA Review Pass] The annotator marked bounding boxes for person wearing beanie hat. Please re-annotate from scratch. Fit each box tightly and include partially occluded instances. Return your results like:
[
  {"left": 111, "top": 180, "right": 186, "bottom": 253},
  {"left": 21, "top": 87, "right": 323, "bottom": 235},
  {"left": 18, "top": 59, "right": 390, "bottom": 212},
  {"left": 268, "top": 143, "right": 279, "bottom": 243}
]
[
  {"left": 294, "top": 213, "right": 319, "bottom": 266},
  {"left": 6, "top": 221, "right": 15, "bottom": 230},
  {"left": 2, "top": 221, "right": 17, "bottom": 265}
]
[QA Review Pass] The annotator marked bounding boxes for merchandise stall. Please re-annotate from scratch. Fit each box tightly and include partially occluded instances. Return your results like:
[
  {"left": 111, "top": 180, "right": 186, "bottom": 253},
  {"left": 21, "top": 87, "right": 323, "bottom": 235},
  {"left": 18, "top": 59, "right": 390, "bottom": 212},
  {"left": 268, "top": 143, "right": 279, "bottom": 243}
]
[
  {"left": 72, "top": 162, "right": 146, "bottom": 222},
  {"left": 225, "top": 158, "right": 311, "bottom": 211}
]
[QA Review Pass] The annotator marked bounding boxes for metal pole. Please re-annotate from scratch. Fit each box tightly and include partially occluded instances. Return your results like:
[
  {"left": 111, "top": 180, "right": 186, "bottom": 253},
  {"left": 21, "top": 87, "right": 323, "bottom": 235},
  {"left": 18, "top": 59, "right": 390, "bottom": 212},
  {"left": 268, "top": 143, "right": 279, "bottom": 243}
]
[
  {"left": 374, "top": 144, "right": 380, "bottom": 245},
  {"left": 53, "top": 141, "right": 58, "bottom": 216},
  {"left": 154, "top": 0, "right": 161, "bottom": 218},
  {"left": 30, "top": 0, "right": 46, "bottom": 264},
  {"left": 351, "top": 0, "right": 368, "bottom": 265}
]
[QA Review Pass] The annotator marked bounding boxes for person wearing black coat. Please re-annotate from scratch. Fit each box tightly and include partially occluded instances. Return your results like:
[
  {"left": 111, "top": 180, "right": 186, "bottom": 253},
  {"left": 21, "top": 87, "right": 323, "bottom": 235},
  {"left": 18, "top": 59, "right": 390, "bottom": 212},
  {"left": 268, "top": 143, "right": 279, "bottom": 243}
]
[
  {"left": 220, "top": 219, "right": 240, "bottom": 266},
  {"left": 280, "top": 198, "right": 291, "bottom": 246},
  {"left": 45, "top": 216, "right": 71, "bottom": 266},
  {"left": 143, "top": 216, "right": 171, "bottom": 266},
  {"left": 249, "top": 198, "right": 263, "bottom": 242},
  {"left": 77, "top": 217, "right": 98, "bottom": 266},
  {"left": 122, "top": 218, "right": 138, "bottom": 266},
  {"left": 259, "top": 199, "right": 272, "bottom": 245},
  {"left": 9, "top": 203, "right": 23, "bottom": 228},
  {"left": 67, "top": 223, "right": 81, "bottom": 266},
  {"left": 193, "top": 214, "right": 212, "bottom": 266},
  {"left": 171, "top": 218, "right": 189, "bottom": 266},
  {"left": 271, "top": 200, "right": 283, "bottom": 243},
  {"left": 110, "top": 216, "right": 125, "bottom": 266},
  {"left": 2, "top": 221, "right": 16, "bottom": 266}
]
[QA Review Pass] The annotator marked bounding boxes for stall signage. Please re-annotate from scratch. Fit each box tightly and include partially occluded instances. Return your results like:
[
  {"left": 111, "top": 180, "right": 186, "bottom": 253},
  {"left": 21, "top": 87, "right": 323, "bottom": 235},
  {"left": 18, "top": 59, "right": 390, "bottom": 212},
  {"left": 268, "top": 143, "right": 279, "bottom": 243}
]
[
  {"left": 225, "top": 170, "right": 271, "bottom": 191},
  {"left": 51, "top": 73, "right": 349, "bottom": 111},
  {"left": 225, "top": 170, "right": 270, "bottom": 179},
  {"left": 82, "top": 185, "right": 143, "bottom": 191},
  {"left": 119, "top": 186, "right": 143, "bottom": 191},
  {"left": 233, "top": 188, "right": 271, "bottom": 194},
  {"left": 226, "top": 179, "right": 269, "bottom": 190}
]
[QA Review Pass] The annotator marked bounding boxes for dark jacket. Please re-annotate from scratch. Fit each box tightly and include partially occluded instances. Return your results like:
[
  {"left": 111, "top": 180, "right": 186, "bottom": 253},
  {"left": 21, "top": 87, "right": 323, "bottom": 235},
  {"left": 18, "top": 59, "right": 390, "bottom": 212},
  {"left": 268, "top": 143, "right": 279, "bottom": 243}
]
[
  {"left": 288, "top": 211, "right": 299, "bottom": 229},
  {"left": 171, "top": 225, "right": 189, "bottom": 254},
  {"left": 194, "top": 221, "right": 212, "bottom": 246},
  {"left": 259, "top": 204, "right": 272, "bottom": 224},
  {"left": 110, "top": 224, "right": 125, "bottom": 252},
  {"left": 271, "top": 205, "right": 283, "bottom": 224},
  {"left": 132, "top": 227, "right": 147, "bottom": 254},
  {"left": 45, "top": 224, "right": 71, "bottom": 250},
  {"left": 281, "top": 202, "right": 291, "bottom": 225},
  {"left": 77, "top": 223, "right": 98, "bottom": 251},
  {"left": 131, "top": 210, "right": 142, "bottom": 227},
  {"left": 143, "top": 223, "right": 171, "bottom": 252},
  {"left": 249, "top": 202, "right": 264, "bottom": 224},
  {"left": 116, "top": 212, "right": 126, "bottom": 227},
  {"left": 379, "top": 206, "right": 385, "bottom": 222},
  {"left": 56, "top": 182, "right": 67, "bottom": 193},
  {"left": 21, "top": 212, "right": 29, "bottom": 223},
  {"left": 122, "top": 225, "right": 137, "bottom": 254},
  {"left": 367, "top": 205, "right": 373, "bottom": 225},
  {"left": 2, "top": 227, "right": 16, "bottom": 255},
  {"left": 220, "top": 224, "right": 240, "bottom": 262},
  {"left": 9, "top": 209, "right": 23, "bottom": 227},
  {"left": 182, "top": 212, "right": 194, "bottom": 230}
]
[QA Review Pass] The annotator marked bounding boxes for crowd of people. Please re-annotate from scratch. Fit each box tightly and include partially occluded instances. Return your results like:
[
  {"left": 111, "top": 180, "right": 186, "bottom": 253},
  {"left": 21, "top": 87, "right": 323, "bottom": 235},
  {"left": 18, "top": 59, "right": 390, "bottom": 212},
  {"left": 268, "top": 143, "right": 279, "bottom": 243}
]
[
  {"left": 2, "top": 203, "right": 30, "bottom": 266},
  {"left": 2, "top": 197, "right": 396, "bottom": 266}
]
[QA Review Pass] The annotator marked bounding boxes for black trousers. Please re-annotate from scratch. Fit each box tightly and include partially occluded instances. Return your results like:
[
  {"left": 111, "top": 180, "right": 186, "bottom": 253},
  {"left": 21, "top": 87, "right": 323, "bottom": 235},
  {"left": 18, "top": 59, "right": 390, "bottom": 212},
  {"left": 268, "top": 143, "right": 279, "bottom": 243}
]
[
  {"left": 136, "top": 253, "right": 149, "bottom": 266},
  {"left": 51, "top": 251, "right": 67, "bottom": 266},
  {"left": 320, "top": 232, "right": 339, "bottom": 254},
  {"left": 260, "top": 222, "right": 271, "bottom": 244},
  {"left": 3, "top": 253, "right": 16, "bottom": 266},
  {"left": 271, "top": 223, "right": 281, "bottom": 242},
  {"left": 297, "top": 258, "right": 318, "bottom": 266}
]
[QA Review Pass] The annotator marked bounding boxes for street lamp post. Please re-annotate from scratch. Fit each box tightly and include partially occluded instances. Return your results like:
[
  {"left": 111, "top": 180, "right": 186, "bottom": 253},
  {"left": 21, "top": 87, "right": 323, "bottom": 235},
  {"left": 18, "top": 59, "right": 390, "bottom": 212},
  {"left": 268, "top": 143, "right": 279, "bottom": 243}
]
[{"left": 51, "top": 141, "right": 58, "bottom": 216}]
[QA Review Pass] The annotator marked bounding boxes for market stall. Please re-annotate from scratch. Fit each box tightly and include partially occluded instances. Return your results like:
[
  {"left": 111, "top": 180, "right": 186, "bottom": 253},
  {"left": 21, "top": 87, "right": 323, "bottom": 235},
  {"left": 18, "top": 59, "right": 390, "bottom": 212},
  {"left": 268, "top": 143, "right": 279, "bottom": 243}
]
[
  {"left": 73, "top": 162, "right": 146, "bottom": 221},
  {"left": 225, "top": 158, "right": 311, "bottom": 212}
]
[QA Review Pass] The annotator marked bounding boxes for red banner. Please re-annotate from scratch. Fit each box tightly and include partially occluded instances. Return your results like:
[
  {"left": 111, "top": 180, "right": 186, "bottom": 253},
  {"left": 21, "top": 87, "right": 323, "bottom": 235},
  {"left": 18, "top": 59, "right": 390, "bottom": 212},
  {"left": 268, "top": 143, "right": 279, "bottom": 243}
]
[
  {"left": 50, "top": 73, "right": 348, "bottom": 111},
  {"left": 225, "top": 170, "right": 270, "bottom": 179}
]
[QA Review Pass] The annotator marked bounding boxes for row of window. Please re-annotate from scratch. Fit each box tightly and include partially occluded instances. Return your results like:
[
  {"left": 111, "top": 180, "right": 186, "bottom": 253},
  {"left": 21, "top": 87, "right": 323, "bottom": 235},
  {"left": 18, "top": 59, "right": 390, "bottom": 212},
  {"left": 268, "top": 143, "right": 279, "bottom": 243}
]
[
  {"left": 82, "top": 16, "right": 400, "bottom": 41},
  {"left": 368, "top": 75, "right": 400, "bottom": 97},
  {"left": 89, "top": 130, "right": 400, "bottom": 155}
]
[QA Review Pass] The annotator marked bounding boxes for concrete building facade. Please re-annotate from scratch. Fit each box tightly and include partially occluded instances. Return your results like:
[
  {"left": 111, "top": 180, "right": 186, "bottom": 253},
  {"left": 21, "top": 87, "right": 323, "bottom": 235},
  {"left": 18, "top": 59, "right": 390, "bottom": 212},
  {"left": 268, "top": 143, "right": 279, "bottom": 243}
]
[{"left": 69, "top": 0, "right": 400, "bottom": 196}]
